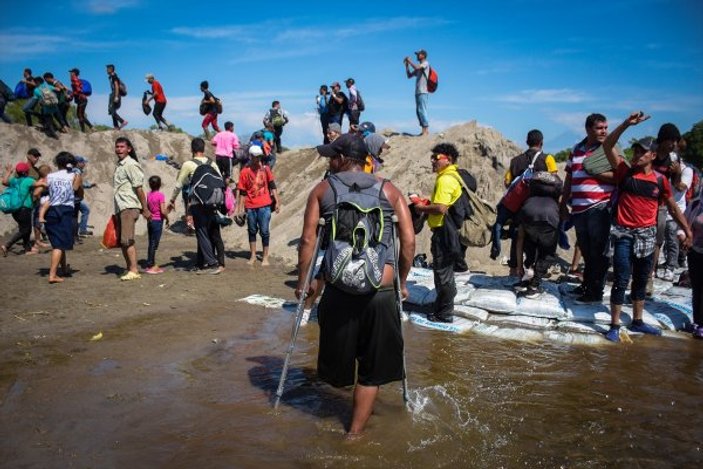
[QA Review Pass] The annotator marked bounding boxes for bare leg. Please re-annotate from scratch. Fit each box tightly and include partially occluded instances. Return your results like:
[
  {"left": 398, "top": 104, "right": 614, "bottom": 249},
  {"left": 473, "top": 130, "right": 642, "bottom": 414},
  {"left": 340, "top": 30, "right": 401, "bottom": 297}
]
[
  {"left": 610, "top": 303, "right": 622, "bottom": 326},
  {"left": 348, "top": 384, "right": 379, "bottom": 435},
  {"left": 631, "top": 299, "right": 645, "bottom": 321},
  {"left": 261, "top": 245, "right": 270, "bottom": 266},
  {"left": 49, "top": 249, "right": 64, "bottom": 283},
  {"left": 122, "top": 244, "right": 138, "bottom": 273},
  {"left": 247, "top": 242, "right": 257, "bottom": 264}
]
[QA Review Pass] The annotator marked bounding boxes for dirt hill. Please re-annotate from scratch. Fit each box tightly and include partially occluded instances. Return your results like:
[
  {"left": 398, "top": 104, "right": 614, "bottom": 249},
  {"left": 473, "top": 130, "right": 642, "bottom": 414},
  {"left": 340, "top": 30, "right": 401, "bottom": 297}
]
[{"left": 0, "top": 121, "right": 523, "bottom": 268}]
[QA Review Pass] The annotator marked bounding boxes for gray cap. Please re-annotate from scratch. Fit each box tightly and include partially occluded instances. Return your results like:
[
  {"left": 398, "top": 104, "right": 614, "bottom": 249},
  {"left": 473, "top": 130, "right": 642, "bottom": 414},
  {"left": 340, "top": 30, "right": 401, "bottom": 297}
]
[
  {"left": 327, "top": 122, "right": 342, "bottom": 134},
  {"left": 631, "top": 136, "right": 657, "bottom": 152}
]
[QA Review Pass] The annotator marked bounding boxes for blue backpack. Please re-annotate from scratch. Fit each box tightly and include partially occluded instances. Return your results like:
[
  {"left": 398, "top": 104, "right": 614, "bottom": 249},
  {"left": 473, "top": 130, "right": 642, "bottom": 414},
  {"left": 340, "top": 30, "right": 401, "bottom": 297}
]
[
  {"left": 80, "top": 79, "right": 92, "bottom": 96},
  {"left": 0, "top": 178, "right": 31, "bottom": 214},
  {"left": 14, "top": 81, "right": 29, "bottom": 99}
]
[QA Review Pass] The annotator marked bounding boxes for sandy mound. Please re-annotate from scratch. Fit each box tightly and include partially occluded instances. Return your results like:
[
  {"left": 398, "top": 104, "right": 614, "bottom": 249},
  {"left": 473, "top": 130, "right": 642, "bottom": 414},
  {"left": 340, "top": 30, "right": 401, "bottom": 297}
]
[{"left": 0, "top": 121, "right": 525, "bottom": 268}]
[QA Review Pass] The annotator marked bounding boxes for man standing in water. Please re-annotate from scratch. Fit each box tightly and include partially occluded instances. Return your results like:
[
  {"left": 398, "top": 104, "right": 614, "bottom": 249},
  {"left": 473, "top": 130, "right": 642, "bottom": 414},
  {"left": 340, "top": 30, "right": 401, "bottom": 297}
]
[{"left": 297, "top": 134, "right": 415, "bottom": 436}]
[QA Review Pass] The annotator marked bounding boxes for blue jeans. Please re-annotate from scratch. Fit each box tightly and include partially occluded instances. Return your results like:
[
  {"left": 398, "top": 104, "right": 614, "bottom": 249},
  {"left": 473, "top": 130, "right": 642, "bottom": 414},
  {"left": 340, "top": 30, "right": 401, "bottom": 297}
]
[
  {"left": 246, "top": 206, "right": 271, "bottom": 246},
  {"left": 573, "top": 204, "right": 611, "bottom": 298},
  {"left": 78, "top": 200, "right": 90, "bottom": 233},
  {"left": 147, "top": 219, "right": 164, "bottom": 267},
  {"left": 491, "top": 203, "right": 514, "bottom": 259},
  {"left": 415, "top": 93, "right": 429, "bottom": 128},
  {"left": 611, "top": 235, "right": 654, "bottom": 305}
]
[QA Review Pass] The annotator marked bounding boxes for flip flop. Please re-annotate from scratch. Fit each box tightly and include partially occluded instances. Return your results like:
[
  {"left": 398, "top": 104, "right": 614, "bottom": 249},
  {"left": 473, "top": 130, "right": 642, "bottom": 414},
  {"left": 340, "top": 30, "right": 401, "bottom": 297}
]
[{"left": 120, "top": 271, "right": 141, "bottom": 281}]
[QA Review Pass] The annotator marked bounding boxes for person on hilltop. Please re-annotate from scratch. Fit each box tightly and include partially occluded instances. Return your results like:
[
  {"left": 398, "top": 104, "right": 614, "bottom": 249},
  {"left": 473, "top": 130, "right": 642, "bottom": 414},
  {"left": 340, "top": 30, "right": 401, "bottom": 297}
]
[
  {"left": 234, "top": 145, "right": 280, "bottom": 266},
  {"left": 211, "top": 121, "right": 240, "bottom": 184},
  {"left": 601, "top": 112, "right": 692, "bottom": 342},
  {"left": 32, "top": 77, "right": 62, "bottom": 139},
  {"left": 298, "top": 132, "right": 414, "bottom": 436},
  {"left": 106, "top": 64, "right": 128, "bottom": 130},
  {"left": 0, "top": 79, "right": 12, "bottom": 124},
  {"left": 21, "top": 68, "right": 39, "bottom": 127},
  {"left": 559, "top": 113, "right": 614, "bottom": 305},
  {"left": 1, "top": 162, "right": 42, "bottom": 257},
  {"left": 69, "top": 68, "right": 93, "bottom": 132},
  {"left": 492, "top": 129, "right": 557, "bottom": 274},
  {"left": 328, "top": 82, "right": 347, "bottom": 130},
  {"left": 145, "top": 73, "right": 173, "bottom": 131},
  {"left": 200, "top": 80, "right": 221, "bottom": 139},
  {"left": 112, "top": 137, "right": 149, "bottom": 281},
  {"left": 345, "top": 78, "right": 363, "bottom": 130},
  {"left": 316, "top": 84, "right": 331, "bottom": 143},
  {"left": 404, "top": 49, "right": 430, "bottom": 136},
  {"left": 39, "top": 152, "right": 83, "bottom": 283},
  {"left": 263, "top": 100, "right": 289, "bottom": 152},
  {"left": 411, "top": 143, "right": 476, "bottom": 322},
  {"left": 326, "top": 122, "right": 342, "bottom": 143},
  {"left": 43, "top": 72, "right": 71, "bottom": 131}
]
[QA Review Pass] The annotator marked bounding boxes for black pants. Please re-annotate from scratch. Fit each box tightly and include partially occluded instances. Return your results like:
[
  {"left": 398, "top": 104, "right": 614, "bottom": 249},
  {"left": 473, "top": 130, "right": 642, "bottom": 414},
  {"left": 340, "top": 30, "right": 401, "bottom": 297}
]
[
  {"left": 523, "top": 222, "right": 558, "bottom": 287},
  {"left": 108, "top": 93, "right": 125, "bottom": 128},
  {"left": 191, "top": 204, "right": 225, "bottom": 268},
  {"left": 76, "top": 97, "right": 92, "bottom": 131},
  {"left": 215, "top": 156, "right": 233, "bottom": 181},
  {"left": 273, "top": 125, "right": 283, "bottom": 152},
  {"left": 320, "top": 114, "right": 330, "bottom": 144},
  {"left": 4, "top": 207, "right": 33, "bottom": 251},
  {"left": 688, "top": 250, "right": 703, "bottom": 325},
  {"left": 431, "top": 227, "right": 460, "bottom": 318},
  {"left": 153, "top": 101, "right": 168, "bottom": 127},
  {"left": 573, "top": 204, "right": 611, "bottom": 298}
]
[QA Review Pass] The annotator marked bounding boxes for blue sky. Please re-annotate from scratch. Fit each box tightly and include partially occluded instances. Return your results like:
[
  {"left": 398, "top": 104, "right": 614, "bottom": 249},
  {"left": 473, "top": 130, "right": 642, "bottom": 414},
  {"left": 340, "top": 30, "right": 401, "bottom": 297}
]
[{"left": 1, "top": 0, "right": 702, "bottom": 152}]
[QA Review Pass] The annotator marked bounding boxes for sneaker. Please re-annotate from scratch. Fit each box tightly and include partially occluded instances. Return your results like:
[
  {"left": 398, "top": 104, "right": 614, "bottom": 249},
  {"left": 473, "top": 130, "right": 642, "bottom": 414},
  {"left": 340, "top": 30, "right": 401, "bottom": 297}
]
[
  {"left": 693, "top": 325, "right": 703, "bottom": 339},
  {"left": 427, "top": 313, "right": 453, "bottom": 323},
  {"left": 628, "top": 320, "right": 662, "bottom": 336},
  {"left": 661, "top": 269, "right": 675, "bottom": 282},
  {"left": 605, "top": 325, "right": 621, "bottom": 342},
  {"left": 120, "top": 271, "right": 141, "bottom": 281},
  {"left": 512, "top": 280, "right": 530, "bottom": 292},
  {"left": 79, "top": 230, "right": 93, "bottom": 236},
  {"left": 300, "top": 309, "right": 311, "bottom": 327},
  {"left": 522, "top": 285, "right": 544, "bottom": 299},
  {"left": 145, "top": 266, "right": 164, "bottom": 275},
  {"left": 574, "top": 294, "right": 602, "bottom": 305}
]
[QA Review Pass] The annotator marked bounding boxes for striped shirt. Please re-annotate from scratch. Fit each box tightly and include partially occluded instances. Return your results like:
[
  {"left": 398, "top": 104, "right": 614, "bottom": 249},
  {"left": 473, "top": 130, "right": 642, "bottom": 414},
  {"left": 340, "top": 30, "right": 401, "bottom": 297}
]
[{"left": 566, "top": 140, "right": 614, "bottom": 214}]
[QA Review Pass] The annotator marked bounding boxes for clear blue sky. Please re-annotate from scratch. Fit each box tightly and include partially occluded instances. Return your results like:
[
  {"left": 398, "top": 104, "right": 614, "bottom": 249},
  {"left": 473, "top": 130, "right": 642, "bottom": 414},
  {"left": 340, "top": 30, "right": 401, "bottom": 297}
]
[{"left": 1, "top": 0, "right": 702, "bottom": 152}]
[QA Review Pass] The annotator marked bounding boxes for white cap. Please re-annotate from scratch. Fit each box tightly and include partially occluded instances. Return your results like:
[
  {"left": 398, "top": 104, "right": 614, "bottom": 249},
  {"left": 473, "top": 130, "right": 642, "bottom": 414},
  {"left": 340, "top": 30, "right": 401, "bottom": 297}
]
[{"left": 249, "top": 145, "right": 264, "bottom": 157}]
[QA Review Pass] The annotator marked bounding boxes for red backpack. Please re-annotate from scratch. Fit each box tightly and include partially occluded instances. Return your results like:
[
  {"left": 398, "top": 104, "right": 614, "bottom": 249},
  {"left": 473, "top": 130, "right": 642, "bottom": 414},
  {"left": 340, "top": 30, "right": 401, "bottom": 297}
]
[{"left": 426, "top": 66, "right": 438, "bottom": 93}]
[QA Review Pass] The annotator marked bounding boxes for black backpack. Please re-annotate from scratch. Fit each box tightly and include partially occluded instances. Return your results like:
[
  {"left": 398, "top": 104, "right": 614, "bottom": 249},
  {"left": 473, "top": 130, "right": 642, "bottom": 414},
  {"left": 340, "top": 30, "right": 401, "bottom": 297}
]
[
  {"left": 188, "top": 160, "right": 225, "bottom": 209},
  {"left": 356, "top": 90, "right": 365, "bottom": 112},
  {"left": 0, "top": 80, "right": 16, "bottom": 101}
]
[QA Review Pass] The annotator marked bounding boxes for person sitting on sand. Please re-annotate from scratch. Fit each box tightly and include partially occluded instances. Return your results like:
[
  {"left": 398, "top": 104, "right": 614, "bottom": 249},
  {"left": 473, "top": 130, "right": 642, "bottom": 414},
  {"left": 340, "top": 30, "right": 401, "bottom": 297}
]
[
  {"left": 38, "top": 152, "right": 83, "bottom": 283},
  {"left": 234, "top": 145, "right": 280, "bottom": 266}
]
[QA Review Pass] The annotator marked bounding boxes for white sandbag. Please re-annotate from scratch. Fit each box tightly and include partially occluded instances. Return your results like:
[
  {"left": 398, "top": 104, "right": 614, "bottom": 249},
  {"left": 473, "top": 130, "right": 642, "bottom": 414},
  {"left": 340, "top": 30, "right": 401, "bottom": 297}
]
[
  {"left": 238, "top": 294, "right": 287, "bottom": 309},
  {"left": 408, "top": 267, "right": 434, "bottom": 282},
  {"left": 661, "top": 286, "right": 693, "bottom": 300},
  {"left": 408, "top": 312, "right": 475, "bottom": 333},
  {"left": 464, "top": 288, "right": 517, "bottom": 313},
  {"left": 563, "top": 300, "right": 611, "bottom": 324},
  {"left": 644, "top": 299, "right": 693, "bottom": 331},
  {"left": 487, "top": 314, "right": 555, "bottom": 330},
  {"left": 471, "top": 323, "right": 544, "bottom": 342},
  {"left": 555, "top": 321, "right": 609, "bottom": 335},
  {"left": 453, "top": 305, "right": 490, "bottom": 322},
  {"left": 543, "top": 330, "right": 607, "bottom": 346},
  {"left": 514, "top": 282, "right": 568, "bottom": 319},
  {"left": 454, "top": 283, "right": 475, "bottom": 304}
]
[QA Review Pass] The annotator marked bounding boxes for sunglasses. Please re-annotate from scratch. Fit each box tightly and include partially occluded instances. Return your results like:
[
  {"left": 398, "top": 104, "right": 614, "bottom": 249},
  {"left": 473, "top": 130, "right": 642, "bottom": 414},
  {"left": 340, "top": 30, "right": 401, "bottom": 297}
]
[{"left": 430, "top": 154, "right": 448, "bottom": 162}]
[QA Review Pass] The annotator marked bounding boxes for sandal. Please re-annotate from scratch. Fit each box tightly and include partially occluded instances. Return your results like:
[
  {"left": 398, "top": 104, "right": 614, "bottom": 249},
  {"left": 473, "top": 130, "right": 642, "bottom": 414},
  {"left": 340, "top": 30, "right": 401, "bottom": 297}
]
[
  {"left": 1, "top": 245, "right": 7, "bottom": 257},
  {"left": 120, "top": 271, "right": 142, "bottom": 281}
]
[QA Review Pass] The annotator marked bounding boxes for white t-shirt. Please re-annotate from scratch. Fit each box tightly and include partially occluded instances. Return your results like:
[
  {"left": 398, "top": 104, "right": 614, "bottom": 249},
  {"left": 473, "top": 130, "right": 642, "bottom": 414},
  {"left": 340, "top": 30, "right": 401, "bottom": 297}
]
[
  {"left": 667, "top": 164, "right": 693, "bottom": 221},
  {"left": 47, "top": 170, "right": 76, "bottom": 207}
]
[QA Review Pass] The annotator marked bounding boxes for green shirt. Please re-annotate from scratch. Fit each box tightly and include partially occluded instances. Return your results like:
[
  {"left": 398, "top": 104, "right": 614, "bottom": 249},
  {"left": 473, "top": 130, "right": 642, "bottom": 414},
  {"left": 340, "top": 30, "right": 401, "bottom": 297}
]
[{"left": 113, "top": 157, "right": 144, "bottom": 213}]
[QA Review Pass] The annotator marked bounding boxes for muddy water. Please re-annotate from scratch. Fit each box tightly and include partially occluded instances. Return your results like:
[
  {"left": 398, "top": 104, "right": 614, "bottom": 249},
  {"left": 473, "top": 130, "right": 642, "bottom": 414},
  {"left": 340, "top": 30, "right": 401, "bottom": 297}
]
[{"left": 1, "top": 300, "right": 702, "bottom": 468}]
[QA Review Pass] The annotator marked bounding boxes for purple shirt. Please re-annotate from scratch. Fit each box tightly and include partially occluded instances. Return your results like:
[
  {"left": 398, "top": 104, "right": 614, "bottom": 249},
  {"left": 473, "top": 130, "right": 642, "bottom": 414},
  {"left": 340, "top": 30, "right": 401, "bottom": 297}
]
[
  {"left": 147, "top": 191, "right": 165, "bottom": 221},
  {"left": 211, "top": 131, "right": 240, "bottom": 158}
]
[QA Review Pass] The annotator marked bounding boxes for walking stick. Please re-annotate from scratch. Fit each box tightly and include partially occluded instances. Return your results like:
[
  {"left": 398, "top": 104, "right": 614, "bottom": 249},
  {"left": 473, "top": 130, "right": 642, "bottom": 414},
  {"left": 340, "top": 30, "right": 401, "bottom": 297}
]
[
  {"left": 390, "top": 214, "right": 410, "bottom": 404},
  {"left": 274, "top": 217, "right": 326, "bottom": 410}
]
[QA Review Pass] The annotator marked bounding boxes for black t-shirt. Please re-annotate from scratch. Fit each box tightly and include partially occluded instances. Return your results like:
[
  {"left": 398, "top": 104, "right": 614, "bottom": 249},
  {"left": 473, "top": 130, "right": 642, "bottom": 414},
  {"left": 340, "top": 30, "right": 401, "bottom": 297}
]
[
  {"left": 202, "top": 90, "right": 216, "bottom": 113},
  {"left": 109, "top": 74, "right": 120, "bottom": 96},
  {"left": 327, "top": 91, "right": 347, "bottom": 117},
  {"left": 652, "top": 153, "right": 672, "bottom": 178},
  {"left": 509, "top": 149, "right": 548, "bottom": 180}
]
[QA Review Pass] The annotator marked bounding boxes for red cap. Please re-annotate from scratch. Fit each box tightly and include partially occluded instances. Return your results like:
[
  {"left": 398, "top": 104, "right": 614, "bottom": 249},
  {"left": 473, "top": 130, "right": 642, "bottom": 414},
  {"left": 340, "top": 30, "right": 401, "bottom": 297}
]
[{"left": 15, "top": 162, "right": 30, "bottom": 174}]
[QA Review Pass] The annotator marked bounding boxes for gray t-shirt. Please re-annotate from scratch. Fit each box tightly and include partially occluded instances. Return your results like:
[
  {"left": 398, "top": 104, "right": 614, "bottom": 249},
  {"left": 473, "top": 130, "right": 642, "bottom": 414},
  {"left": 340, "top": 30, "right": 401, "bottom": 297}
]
[{"left": 414, "top": 60, "right": 429, "bottom": 95}]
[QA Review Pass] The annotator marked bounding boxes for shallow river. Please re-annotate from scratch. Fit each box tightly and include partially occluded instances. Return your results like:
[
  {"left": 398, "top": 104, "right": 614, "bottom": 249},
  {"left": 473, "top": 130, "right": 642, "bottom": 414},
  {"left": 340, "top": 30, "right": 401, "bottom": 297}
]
[{"left": 2, "top": 300, "right": 702, "bottom": 468}]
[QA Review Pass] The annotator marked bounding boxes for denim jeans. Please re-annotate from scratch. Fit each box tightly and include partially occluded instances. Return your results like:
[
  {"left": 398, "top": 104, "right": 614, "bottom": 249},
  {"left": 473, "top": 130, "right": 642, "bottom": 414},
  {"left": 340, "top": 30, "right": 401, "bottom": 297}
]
[
  {"left": 664, "top": 219, "right": 680, "bottom": 271},
  {"left": 415, "top": 93, "right": 429, "bottom": 128},
  {"left": 146, "top": 219, "right": 164, "bottom": 267},
  {"left": 610, "top": 234, "right": 654, "bottom": 305},
  {"left": 491, "top": 203, "right": 514, "bottom": 259},
  {"left": 573, "top": 204, "right": 611, "bottom": 298},
  {"left": 246, "top": 205, "right": 271, "bottom": 246},
  {"left": 78, "top": 200, "right": 90, "bottom": 233}
]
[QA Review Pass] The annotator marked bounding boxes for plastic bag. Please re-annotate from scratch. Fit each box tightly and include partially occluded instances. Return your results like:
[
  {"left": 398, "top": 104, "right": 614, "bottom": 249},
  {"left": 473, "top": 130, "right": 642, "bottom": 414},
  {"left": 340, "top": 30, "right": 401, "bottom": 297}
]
[
  {"left": 225, "top": 187, "right": 236, "bottom": 216},
  {"left": 101, "top": 215, "right": 119, "bottom": 249}
]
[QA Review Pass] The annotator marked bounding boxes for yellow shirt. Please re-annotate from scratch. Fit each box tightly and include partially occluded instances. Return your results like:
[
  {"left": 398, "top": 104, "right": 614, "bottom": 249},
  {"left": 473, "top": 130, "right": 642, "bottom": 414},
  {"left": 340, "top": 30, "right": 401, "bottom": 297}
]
[
  {"left": 113, "top": 156, "right": 144, "bottom": 213},
  {"left": 504, "top": 153, "right": 557, "bottom": 186},
  {"left": 171, "top": 156, "right": 221, "bottom": 201},
  {"left": 428, "top": 164, "right": 463, "bottom": 228}
]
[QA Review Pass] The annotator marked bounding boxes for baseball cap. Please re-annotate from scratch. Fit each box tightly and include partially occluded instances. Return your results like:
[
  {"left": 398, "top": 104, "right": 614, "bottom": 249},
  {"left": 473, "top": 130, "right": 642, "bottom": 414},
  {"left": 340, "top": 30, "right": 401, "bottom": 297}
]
[
  {"left": 69, "top": 68, "right": 80, "bottom": 75},
  {"left": 327, "top": 122, "right": 342, "bottom": 134},
  {"left": 75, "top": 156, "right": 88, "bottom": 163},
  {"left": 249, "top": 145, "right": 264, "bottom": 157},
  {"left": 330, "top": 81, "right": 340, "bottom": 88},
  {"left": 15, "top": 162, "right": 30, "bottom": 174},
  {"left": 345, "top": 78, "right": 354, "bottom": 85},
  {"left": 359, "top": 121, "right": 376, "bottom": 134},
  {"left": 631, "top": 136, "right": 656, "bottom": 152},
  {"left": 316, "top": 133, "right": 368, "bottom": 160},
  {"left": 145, "top": 73, "right": 155, "bottom": 81},
  {"left": 364, "top": 133, "right": 389, "bottom": 159},
  {"left": 415, "top": 49, "right": 427, "bottom": 56}
]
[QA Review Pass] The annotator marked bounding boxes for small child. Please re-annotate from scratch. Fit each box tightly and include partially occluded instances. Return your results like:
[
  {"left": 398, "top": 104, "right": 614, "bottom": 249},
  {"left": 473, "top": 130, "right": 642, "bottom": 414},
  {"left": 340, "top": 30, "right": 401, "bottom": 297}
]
[
  {"left": 145, "top": 175, "right": 169, "bottom": 274},
  {"left": 32, "top": 165, "right": 51, "bottom": 251}
]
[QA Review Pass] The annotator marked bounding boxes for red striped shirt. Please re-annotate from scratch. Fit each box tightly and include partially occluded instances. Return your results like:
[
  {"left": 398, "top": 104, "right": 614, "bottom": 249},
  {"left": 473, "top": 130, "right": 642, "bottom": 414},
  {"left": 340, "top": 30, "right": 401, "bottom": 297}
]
[{"left": 566, "top": 141, "right": 614, "bottom": 214}]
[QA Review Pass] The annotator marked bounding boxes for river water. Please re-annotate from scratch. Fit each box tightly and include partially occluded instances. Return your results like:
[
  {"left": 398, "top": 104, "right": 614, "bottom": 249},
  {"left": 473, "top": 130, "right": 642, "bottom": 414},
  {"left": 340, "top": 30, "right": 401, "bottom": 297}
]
[{"left": 2, "top": 299, "right": 702, "bottom": 468}]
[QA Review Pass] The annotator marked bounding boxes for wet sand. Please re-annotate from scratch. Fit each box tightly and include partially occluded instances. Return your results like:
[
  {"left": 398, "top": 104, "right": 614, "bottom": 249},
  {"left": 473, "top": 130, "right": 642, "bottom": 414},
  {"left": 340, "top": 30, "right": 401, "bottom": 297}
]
[{"left": 1, "top": 235, "right": 702, "bottom": 467}]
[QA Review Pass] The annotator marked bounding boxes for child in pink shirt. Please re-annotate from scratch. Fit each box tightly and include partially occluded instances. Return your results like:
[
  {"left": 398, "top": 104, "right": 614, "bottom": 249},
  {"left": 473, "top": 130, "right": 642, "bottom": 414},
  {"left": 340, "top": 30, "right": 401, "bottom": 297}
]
[{"left": 145, "top": 175, "right": 169, "bottom": 274}]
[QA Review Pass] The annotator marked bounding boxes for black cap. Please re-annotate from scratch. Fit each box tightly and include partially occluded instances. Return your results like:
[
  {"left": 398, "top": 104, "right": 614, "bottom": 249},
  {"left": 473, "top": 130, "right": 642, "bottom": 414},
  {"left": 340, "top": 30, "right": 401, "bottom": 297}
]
[
  {"left": 316, "top": 133, "right": 368, "bottom": 161},
  {"left": 69, "top": 68, "right": 80, "bottom": 75}
]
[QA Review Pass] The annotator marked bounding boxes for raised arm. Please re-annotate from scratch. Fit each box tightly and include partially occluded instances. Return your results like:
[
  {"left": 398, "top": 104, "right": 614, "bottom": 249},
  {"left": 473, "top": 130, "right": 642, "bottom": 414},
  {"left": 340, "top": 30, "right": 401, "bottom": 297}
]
[{"left": 603, "top": 111, "right": 650, "bottom": 169}]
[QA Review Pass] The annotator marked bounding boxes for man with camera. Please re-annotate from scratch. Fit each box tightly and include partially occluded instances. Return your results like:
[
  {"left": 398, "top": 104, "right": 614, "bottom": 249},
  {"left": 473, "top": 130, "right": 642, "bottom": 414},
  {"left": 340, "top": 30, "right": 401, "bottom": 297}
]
[{"left": 404, "top": 49, "right": 430, "bottom": 136}]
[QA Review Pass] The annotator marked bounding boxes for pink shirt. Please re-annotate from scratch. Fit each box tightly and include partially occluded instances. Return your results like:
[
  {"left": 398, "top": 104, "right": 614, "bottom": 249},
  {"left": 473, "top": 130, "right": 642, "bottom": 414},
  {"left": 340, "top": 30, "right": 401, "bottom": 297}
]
[
  {"left": 148, "top": 191, "right": 165, "bottom": 221},
  {"left": 211, "top": 131, "right": 240, "bottom": 158}
]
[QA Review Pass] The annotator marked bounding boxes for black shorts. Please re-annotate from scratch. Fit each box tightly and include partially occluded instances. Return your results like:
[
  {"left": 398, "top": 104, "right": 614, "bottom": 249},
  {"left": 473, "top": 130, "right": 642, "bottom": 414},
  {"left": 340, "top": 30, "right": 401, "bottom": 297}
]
[{"left": 317, "top": 285, "right": 404, "bottom": 387}]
